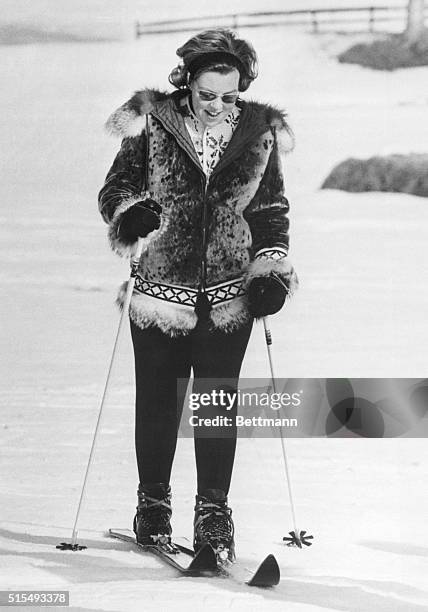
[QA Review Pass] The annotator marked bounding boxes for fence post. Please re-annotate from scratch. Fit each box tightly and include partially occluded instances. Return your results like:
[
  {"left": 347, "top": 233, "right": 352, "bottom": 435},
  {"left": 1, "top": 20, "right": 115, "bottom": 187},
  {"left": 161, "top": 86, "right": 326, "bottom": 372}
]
[
  {"left": 135, "top": 21, "right": 140, "bottom": 38},
  {"left": 232, "top": 14, "right": 239, "bottom": 32},
  {"left": 369, "top": 7, "right": 375, "bottom": 33},
  {"left": 311, "top": 10, "right": 318, "bottom": 34}
]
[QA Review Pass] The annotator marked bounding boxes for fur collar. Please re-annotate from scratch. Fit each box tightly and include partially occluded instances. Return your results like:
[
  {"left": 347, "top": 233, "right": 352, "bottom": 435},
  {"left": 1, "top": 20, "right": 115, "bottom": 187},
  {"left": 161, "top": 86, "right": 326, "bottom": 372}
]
[{"left": 106, "top": 88, "right": 294, "bottom": 152}]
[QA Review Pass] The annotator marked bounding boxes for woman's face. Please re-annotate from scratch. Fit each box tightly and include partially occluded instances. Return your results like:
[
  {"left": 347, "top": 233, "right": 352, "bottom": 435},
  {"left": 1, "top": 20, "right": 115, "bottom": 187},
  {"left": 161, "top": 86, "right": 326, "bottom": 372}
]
[{"left": 190, "top": 68, "right": 240, "bottom": 128}]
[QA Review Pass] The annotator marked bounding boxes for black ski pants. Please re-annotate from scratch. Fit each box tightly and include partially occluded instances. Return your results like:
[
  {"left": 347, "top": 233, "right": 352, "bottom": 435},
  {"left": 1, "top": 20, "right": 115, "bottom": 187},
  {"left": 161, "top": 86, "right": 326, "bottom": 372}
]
[{"left": 130, "top": 306, "right": 253, "bottom": 495}]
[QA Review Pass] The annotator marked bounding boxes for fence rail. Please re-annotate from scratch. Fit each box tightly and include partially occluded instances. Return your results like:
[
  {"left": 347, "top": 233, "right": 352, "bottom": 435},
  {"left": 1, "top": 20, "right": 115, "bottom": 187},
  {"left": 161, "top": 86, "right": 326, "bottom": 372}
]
[{"left": 135, "top": 5, "right": 427, "bottom": 37}]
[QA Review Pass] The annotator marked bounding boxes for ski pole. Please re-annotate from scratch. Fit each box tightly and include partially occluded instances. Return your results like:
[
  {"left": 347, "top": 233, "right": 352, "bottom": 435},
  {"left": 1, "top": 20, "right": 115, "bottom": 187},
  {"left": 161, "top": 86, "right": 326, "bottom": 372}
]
[
  {"left": 57, "top": 238, "right": 144, "bottom": 551},
  {"left": 262, "top": 316, "right": 313, "bottom": 548}
]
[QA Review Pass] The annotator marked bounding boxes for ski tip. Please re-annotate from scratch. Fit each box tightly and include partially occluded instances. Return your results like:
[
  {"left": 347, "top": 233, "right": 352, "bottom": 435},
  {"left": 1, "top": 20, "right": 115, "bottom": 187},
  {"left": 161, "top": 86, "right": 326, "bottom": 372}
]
[
  {"left": 109, "top": 528, "right": 123, "bottom": 537},
  {"left": 108, "top": 529, "right": 136, "bottom": 544},
  {"left": 247, "top": 554, "right": 280, "bottom": 587},
  {"left": 188, "top": 543, "right": 218, "bottom": 572}
]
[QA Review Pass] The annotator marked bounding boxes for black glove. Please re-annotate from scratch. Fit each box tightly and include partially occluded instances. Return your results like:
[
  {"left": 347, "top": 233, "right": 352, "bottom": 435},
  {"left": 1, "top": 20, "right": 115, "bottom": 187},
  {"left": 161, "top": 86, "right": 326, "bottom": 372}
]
[
  {"left": 117, "top": 199, "right": 162, "bottom": 242},
  {"left": 247, "top": 271, "right": 289, "bottom": 318}
]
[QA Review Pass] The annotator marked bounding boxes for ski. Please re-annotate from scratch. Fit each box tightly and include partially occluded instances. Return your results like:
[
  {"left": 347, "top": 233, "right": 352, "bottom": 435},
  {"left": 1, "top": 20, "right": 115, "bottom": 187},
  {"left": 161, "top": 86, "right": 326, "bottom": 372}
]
[
  {"left": 215, "top": 552, "right": 280, "bottom": 587},
  {"left": 109, "top": 528, "right": 218, "bottom": 574},
  {"left": 245, "top": 554, "right": 280, "bottom": 587},
  {"left": 109, "top": 528, "right": 280, "bottom": 587},
  {"left": 201, "top": 551, "right": 280, "bottom": 587}
]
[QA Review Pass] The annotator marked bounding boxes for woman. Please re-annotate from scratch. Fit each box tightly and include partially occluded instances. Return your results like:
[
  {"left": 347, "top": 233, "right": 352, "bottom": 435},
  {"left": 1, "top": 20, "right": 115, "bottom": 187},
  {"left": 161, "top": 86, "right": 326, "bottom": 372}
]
[{"left": 99, "top": 28, "right": 297, "bottom": 563}]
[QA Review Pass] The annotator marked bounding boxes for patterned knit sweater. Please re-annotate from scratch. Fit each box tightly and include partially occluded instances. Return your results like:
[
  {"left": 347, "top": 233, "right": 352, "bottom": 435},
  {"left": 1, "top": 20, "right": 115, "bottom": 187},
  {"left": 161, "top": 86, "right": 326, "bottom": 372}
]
[{"left": 183, "top": 98, "right": 241, "bottom": 177}]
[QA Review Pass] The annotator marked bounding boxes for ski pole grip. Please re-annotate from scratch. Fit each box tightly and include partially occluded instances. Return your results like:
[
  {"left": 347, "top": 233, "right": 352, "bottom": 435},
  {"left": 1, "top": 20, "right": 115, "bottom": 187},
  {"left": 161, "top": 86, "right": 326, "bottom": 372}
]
[
  {"left": 130, "top": 238, "right": 144, "bottom": 277},
  {"left": 263, "top": 317, "right": 272, "bottom": 346}
]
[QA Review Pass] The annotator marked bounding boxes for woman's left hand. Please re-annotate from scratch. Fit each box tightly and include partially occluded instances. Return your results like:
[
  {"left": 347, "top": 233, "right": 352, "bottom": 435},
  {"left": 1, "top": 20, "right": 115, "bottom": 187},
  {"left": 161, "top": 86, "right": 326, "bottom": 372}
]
[{"left": 247, "top": 272, "right": 289, "bottom": 318}]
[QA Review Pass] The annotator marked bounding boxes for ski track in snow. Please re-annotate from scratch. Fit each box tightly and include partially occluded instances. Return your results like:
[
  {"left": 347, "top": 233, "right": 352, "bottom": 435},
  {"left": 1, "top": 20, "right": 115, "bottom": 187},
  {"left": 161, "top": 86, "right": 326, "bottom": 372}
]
[{"left": 1, "top": 3, "right": 428, "bottom": 610}]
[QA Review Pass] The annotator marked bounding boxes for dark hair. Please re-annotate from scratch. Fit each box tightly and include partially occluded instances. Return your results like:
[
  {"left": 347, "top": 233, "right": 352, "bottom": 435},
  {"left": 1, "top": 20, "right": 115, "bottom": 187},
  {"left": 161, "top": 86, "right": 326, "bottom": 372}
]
[{"left": 168, "top": 28, "right": 258, "bottom": 92}]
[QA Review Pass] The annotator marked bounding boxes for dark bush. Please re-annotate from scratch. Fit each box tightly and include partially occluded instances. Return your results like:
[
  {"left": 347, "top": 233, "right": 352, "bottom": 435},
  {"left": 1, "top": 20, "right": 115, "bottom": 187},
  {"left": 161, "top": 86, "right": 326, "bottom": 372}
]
[
  {"left": 338, "top": 31, "right": 428, "bottom": 70},
  {"left": 321, "top": 154, "right": 428, "bottom": 197}
]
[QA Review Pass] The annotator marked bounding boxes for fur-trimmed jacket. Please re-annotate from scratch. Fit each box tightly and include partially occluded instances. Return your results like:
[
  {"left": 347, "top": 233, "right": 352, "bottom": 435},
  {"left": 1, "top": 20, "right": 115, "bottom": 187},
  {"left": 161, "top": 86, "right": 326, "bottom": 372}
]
[{"left": 99, "top": 88, "right": 298, "bottom": 336}]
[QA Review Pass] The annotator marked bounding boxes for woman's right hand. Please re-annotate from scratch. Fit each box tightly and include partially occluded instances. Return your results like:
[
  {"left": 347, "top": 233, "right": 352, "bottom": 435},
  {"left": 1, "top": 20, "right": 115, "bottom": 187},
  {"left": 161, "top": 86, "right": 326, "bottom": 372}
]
[{"left": 117, "top": 199, "right": 162, "bottom": 242}]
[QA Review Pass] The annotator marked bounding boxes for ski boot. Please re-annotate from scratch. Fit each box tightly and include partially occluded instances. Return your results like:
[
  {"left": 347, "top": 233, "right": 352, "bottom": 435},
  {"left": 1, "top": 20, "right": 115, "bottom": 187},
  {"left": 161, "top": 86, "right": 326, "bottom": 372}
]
[
  {"left": 133, "top": 483, "right": 177, "bottom": 552},
  {"left": 193, "top": 488, "right": 235, "bottom": 564}
]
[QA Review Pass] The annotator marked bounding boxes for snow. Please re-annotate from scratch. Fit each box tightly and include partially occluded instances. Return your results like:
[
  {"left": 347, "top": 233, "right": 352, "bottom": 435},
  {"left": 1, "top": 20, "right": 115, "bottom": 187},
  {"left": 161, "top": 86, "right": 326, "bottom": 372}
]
[
  {"left": 0, "top": 0, "right": 409, "bottom": 40},
  {"left": 1, "top": 1, "right": 428, "bottom": 610}
]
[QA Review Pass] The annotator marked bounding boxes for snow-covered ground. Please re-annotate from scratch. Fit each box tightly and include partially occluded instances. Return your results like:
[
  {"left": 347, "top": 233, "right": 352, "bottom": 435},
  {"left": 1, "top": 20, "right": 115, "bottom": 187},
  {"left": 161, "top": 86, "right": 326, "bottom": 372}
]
[
  {"left": 0, "top": 0, "right": 409, "bottom": 40},
  {"left": 1, "top": 1, "right": 428, "bottom": 610}
]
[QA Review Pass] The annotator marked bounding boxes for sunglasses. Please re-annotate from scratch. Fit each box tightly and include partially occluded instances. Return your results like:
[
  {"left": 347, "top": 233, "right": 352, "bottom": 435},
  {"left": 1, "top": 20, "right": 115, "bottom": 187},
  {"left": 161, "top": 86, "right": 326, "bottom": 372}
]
[{"left": 195, "top": 88, "right": 239, "bottom": 105}]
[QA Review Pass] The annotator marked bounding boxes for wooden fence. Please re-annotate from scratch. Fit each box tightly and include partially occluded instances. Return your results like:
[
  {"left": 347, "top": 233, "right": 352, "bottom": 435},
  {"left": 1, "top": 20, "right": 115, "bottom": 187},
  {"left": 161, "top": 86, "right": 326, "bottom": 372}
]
[{"left": 135, "top": 5, "right": 427, "bottom": 37}]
